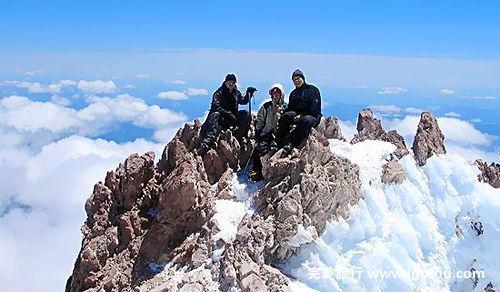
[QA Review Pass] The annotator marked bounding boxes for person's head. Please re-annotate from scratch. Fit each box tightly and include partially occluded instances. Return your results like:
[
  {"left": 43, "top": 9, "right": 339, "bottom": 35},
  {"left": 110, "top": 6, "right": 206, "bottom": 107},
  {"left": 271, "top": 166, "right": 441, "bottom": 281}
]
[
  {"left": 292, "top": 69, "right": 305, "bottom": 88},
  {"left": 269, "top": 83, "right": 285, "bottom": 105},
  {"left": 224, "top": 74, "right": 237, "bottom": 91}
]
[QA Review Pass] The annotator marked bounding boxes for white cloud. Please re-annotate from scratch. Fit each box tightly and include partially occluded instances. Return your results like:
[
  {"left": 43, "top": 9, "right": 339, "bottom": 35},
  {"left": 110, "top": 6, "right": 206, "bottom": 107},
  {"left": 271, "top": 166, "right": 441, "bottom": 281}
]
[
  {"left": 444, "top": 111, "right": 461, "bottom": 118},
  {"left": 168, "top": 80, "right": 187, "bottom": 85},
  {"left": 383, "top": 115, "right": 494, "bottom": 148},
  {"left": 377, "top": 86, "right": 408, "bottom": 95},
  {"left": 1, "top": 80, "right": 76, "bottom": 94},
  {"left": 50, "top": 95, "right": 71, "bottom": 106},
  {"left": 380, "top": 115, "right": 498, "bottom": 163},
  {"left": 470, "top": 118, "right": 482, "bottom": 123},
  {"left": 0, "top": 136, "right": 164, "bottom": 292},
  {"left": 0, "top": 94, "right": 187, "bottom": 149},
  {"left": 77, "top": 80, "right": 117, "bottom": 94},
  {"left": 440, "top": 88, "right": 455, "bottom": 95},
  {"left": 186, "top": 87, "right": 208, "bottom": 96},
  {"left": 22, "top": 70, "right": 44, "bottom": 76},
  {"left": 157, "top": 91, "right": 188, "bottom": 100},
  {"left": 404, "top": 107, "right": 426, "bottom": 115},
  {"left": 370, "top": 104, "right": 401, "bottom": 114},
  {"left": 135, "top": 74, "right": 151, "bottom": 79},
  {"left": 469, "top": 95, "right": 497, "bottom": 100},
  {"left": 123, "top": 84, "right": 136, "bottom": 89}
]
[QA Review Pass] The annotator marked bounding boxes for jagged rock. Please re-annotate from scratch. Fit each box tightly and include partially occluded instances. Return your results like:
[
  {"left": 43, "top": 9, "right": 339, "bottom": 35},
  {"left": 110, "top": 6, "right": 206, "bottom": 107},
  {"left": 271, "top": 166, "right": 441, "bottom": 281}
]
[
  {"left": 351, "top": 108, "right": 409, "bottom": 159},
  {"left": 381, "top": 159, "right": 405, "bottom": 184},
  {"left": 216, "top": 169, "right": 236, "bottom": 199},
  {"left": 412, "top": 112, "right": 446, "bottom": 166},
  {"left": 67, "top": 120, "right": 363, "bottom": 292},
  {"left": 317, "top": 116, "right": 344, "bottom": 140},
  {"left": 475, "top": 159, "right": 500, "bottom": 188},
  {"left": 386, "top": 130, "right": 410, "bottom": 159},
  {"left": 257, "top": 129, "right": 363, "bottom": 260},
  {"left": 351, "top": 108, "right": 387, "bottom": 143},
  {"left": 67, "top": 152, "right": 159, "bottom": 292},
  {"left": 484, "top": 282, "right": 495, "bottom": 292}
]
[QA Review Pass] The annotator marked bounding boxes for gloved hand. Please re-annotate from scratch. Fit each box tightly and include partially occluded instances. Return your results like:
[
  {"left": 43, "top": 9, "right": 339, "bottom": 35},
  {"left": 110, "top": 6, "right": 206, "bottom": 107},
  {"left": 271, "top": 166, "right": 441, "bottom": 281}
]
[{"left": 246, "top": 86, "right": 257, "bottom": 98}]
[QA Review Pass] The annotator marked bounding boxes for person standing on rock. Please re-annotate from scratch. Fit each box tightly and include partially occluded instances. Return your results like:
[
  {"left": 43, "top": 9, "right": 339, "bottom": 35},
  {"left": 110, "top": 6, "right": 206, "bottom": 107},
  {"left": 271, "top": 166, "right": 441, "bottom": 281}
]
[
  {"left": 249, "top": 83, "right": 287, "bottom": 181},
  {"left": 199, "top": 73, "right": 257, "bottom": 155},
  {"left": 275, "top": 69, "right": 322, "bottom": 157}
]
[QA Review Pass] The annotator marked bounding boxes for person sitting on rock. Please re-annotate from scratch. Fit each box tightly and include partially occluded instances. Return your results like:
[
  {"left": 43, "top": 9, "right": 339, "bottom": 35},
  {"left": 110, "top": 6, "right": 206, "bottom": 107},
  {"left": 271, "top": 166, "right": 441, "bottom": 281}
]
[
  {"left": 199, "top": 73, "right": 256, "bottom": 155},
  {"left": 249, "top": 83, "right": 287, "bottom": 181},
  {"left": 275, "top": 69, "right": 322, "bottom": 157}
]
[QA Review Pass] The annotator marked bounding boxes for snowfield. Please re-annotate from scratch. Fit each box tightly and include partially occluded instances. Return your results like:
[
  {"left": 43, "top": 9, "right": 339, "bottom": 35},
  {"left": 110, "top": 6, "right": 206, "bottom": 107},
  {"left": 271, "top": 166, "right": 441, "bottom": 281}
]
[
  {"left": 145, "top": 139, "right": 499, "bottom": 292},
  {"left": 281, "top": 139, "right": 500, "bottom": 292}
]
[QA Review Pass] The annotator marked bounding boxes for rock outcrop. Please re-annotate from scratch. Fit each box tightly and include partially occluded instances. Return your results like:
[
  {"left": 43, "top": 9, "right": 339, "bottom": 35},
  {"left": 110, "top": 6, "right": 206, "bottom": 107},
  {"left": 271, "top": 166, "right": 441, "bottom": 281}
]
[
  {"left": 317, "top": 116, "right": 344, "bottom": 140},
  {"left": 351, "top": 108, "right": 409, "bottom": 159},
  {"left": 218, "top": 129, "right": 363, "bottom": 290},
  {"left": 66, "top": 117, "right": 363, "bottom": 292},
  {"left": 475, "top": 159, "right": 500, "bottom": 188},
  {"left": 412, "top": 112, "right": 446, "bottom": 166},
  {"left": 381, "top": 159, "right": 405, "bottom": 184}
]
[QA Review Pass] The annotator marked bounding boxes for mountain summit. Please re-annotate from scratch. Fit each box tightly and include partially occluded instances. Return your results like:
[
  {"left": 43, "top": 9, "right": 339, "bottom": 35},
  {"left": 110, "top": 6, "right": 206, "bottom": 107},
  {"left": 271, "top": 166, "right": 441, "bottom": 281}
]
[{"left": 66, "top": 110, "right": 499, "bottom": 292}]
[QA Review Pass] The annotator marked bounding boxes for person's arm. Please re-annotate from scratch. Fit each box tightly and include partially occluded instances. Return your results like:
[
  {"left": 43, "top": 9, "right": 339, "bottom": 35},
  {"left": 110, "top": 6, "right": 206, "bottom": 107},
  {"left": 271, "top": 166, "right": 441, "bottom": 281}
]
[
  {"left": 255, "top": 104, "right": 267, "bottom": 138},
  {"left": 308, "top": 86, "right": 322, "bottom": 121},
  {"left": 211, "top": 89, "right": 233, "bottom": 117},
  {"left": 237, "top": 90, "right": 250, "bottom": 105}
]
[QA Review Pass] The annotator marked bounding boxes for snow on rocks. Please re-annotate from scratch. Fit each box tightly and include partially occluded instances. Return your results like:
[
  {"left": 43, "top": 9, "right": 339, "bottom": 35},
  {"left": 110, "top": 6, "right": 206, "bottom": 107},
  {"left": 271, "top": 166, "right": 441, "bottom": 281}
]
[{"left": 282, "top": 138, "right": 500, "bottom": 292}]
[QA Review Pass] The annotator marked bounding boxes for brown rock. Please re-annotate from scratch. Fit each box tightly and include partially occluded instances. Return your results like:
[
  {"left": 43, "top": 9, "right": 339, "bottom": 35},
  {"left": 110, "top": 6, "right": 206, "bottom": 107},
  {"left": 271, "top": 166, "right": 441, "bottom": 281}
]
[
  {"left": 317, "top": 116, "right": 344, "bottom": 140},
  {"left": 351, "top": 108, "right": 409, "bottom": 159},
  {"left": 351, "top": 108, "right": 387, "bottom": 144},
  {"left": 475, "top": 159, "right": 500, "bottom": 188},
  {"left": 381, "top": 159, "right": 405, "bottom": 184},
  {"left": 412, "top": 112, "right": 446, "bottom": 166}
]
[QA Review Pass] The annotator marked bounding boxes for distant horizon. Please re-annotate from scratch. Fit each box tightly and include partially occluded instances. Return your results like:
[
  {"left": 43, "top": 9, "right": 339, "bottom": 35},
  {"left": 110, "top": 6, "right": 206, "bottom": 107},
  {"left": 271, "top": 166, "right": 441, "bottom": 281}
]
[{"left": 1, "top": 1, "right": 499, "bottom": 291}]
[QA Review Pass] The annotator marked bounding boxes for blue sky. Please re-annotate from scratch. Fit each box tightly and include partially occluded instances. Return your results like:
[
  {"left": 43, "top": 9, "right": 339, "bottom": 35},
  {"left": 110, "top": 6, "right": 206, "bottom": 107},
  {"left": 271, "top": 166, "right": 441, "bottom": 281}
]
[
  {"left": 1, "top": 0, "right": 500, "bottom": 58},
  {"left": 0, "top": 2, "right": 499, "bottom": 290}
]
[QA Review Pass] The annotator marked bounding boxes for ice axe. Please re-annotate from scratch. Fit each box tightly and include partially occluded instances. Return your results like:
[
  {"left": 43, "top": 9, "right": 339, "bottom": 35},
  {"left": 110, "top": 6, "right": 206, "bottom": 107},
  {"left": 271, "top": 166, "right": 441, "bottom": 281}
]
[{"left": 246, "top": 86, "right": 257, "bottom": 113}]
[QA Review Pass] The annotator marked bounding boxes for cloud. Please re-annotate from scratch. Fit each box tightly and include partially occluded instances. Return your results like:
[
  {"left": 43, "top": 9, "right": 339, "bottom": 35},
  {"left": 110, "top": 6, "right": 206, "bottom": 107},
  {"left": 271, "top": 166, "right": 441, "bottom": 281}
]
[
  {"left": 469, "top": 95, "right": 497, "bottom": 100},
  {"left": 168, "top": 80, "right": 187, "bottom": 85},
  {"left": 77, "top": 80, "right": 117, "bottom": 94},
  {"left": 0, "top": 94, "right": 187, "bottom": 148},
  {"left": 186, "top": 87, "right": 208, "bottom": 96},
  {"left": 157, "top": 91, "right": 188, "bottom": 100},
  {"left": 378, "top": 114, "right": 499, "bottom": 163},
  {"left": 22, "top": 70, "right": 44, "bottom": 76},
  {"left": 404, "top": 107, "right": 427, "bottom": 115},
  {"left": 1, "top": 80, "right": 76, "bottom": 94},
  {"left": 123, "top": 84, "right": 136, "bottom": 89},
  {"left": 470, "top": 118, "right": 482, "bottom": 123},
  {"left": 377, "top": 86, "right": 408, "bottom": 95},
  {"left": 440, "top": 88, "right": 455, "bottom": 95},
  {"left": 135, "top": 74, "right": 151, "bottom": 79},
  {"left": 383, "top": 115, "right": 495, "bottom": 149},
  {"left": 50, "top": 95, "right": 71, "bottom": 106},
  {"left": 444, "top": 111, "right": 461, "bottom": 118},
  {"left": 0, "top": 135, "right": 164, "bottom": 292},
  {"left": 370, "top": 104, "right": 401, "bottom": 114}
]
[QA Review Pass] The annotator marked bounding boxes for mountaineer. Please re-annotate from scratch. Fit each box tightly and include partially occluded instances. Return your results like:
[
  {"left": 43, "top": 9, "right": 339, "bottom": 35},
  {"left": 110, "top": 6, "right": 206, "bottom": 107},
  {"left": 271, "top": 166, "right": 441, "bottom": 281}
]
[
  {"left": 276, "top": 69, "right": 322, "bottom": 157},
  {"left": 249, "top": 83, "right": 287, "bottom": 181},
  {"left": 199, "top": 73, "right": 257, "bottom": 155}
]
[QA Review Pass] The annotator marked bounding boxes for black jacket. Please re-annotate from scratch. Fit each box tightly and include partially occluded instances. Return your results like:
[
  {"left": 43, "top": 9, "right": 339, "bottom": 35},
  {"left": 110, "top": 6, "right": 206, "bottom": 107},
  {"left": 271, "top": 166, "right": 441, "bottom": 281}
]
[
  {"left": 287, "top": 83, "right": 322, "bottom": 122},
  {"left": 209, "top": 83, "right": 250, "bottom": 116}
]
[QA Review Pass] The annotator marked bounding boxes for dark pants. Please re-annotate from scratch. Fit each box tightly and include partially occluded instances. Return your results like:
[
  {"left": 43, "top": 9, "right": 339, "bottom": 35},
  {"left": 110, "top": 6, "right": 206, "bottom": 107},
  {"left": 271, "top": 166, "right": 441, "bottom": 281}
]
[
  {"left": 199, "top": 110, "right": 250, "bottom": 150},
  {"left": 251, "top": 134, "right": 277, "bottom": 173},
  {"left": 276, "top": 111, "right": 318, "bottom": 147}
]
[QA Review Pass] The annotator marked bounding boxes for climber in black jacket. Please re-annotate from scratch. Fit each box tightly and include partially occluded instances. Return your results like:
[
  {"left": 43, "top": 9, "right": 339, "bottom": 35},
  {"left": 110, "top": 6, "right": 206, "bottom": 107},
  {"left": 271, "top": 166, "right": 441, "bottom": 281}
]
[
  {"left": 199, "top": 73, "right": 256, "bottom": 154},
  {"left": 276, "top": 69, "right": 322, "bottom": 157}
]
